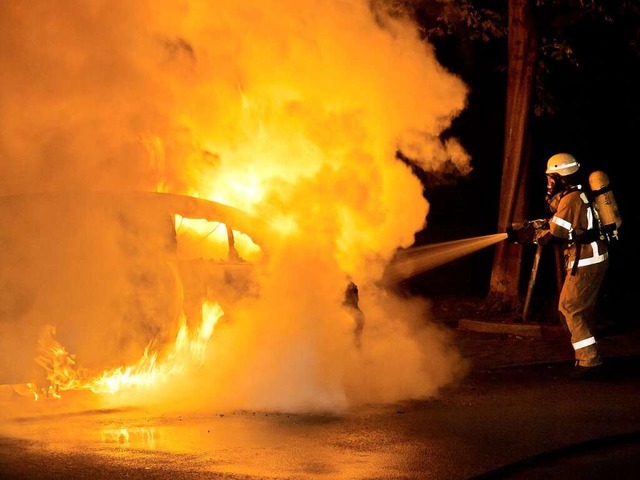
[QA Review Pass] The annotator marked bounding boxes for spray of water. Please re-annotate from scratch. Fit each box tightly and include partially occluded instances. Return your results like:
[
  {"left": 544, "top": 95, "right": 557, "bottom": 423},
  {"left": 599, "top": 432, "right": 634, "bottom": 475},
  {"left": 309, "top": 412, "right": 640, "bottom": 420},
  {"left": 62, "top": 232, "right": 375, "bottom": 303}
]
[{"left": 386, "top": 233, "right": 508, "bottom": 283}]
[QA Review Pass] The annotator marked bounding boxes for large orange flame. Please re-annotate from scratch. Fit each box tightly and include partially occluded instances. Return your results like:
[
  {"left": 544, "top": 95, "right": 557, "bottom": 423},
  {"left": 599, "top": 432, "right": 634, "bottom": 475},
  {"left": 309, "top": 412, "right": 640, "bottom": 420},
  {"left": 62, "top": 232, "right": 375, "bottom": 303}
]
[{"left": 28, "top": 302, "right": 223, "bottom": 401}]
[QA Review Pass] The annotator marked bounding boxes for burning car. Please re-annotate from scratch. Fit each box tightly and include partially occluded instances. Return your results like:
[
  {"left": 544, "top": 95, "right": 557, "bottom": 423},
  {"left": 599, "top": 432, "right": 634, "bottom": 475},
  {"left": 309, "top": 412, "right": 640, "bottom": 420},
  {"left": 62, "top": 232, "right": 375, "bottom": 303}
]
[{"left": 0, "top": 191, "right": 270, "bottom": 400}]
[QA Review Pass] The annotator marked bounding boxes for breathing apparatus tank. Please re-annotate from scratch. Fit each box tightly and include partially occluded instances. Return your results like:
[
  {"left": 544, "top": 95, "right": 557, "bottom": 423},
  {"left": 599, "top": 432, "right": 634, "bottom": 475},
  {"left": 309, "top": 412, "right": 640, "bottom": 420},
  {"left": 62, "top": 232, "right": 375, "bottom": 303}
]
[{"left": 588, "top": 170, "right": 622, "bottom": 242}]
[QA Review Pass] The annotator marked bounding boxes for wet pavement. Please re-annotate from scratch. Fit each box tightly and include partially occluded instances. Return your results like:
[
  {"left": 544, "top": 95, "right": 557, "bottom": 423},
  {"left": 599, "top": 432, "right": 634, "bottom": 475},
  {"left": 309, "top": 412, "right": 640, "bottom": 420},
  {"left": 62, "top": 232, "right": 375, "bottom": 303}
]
[
  {"left": 454, "top": 315, "right": 640, "bottom": 371},
  {"left": 1, "top": 318, "right": 639, "bottom": 480}
]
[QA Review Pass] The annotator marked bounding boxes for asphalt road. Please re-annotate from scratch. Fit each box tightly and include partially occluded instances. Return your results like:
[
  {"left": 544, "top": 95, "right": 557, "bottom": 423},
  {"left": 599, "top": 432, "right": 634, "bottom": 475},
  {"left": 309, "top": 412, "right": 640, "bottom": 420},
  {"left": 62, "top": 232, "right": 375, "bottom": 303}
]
[{"left": 1, "top": 356, "right": 640, "bottom": 480}]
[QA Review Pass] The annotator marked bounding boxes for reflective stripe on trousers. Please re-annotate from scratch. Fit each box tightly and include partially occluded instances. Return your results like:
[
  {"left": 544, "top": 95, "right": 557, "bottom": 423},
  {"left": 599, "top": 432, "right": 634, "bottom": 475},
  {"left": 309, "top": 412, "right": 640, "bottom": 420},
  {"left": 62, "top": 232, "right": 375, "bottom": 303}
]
[
  {"left": 573, "top": 336, "right": 596, "bottom": 351},
  {"left": 559, "top": 260, "right": 608, "bottom": 368}
]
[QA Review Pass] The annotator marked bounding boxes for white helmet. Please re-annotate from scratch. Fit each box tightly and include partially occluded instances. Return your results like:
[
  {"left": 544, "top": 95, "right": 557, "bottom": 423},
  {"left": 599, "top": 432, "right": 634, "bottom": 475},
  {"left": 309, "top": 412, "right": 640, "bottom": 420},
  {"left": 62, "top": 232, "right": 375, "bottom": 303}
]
[{"left": 546, "top": 153, "right": 580, "bottom": 176}]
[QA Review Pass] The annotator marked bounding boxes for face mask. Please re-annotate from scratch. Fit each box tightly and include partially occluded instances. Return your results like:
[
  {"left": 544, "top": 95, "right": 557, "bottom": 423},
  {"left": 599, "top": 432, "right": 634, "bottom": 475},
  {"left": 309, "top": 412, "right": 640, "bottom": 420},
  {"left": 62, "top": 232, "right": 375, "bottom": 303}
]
[
  {"left": 547, "top": 192, "right": 562, "bottom": 213},
  {"left": 545, "top": 175, "right": 558, "bottom": 204},
  {"left": 545, "top": 174, "right": 565, "bottom": 212}
]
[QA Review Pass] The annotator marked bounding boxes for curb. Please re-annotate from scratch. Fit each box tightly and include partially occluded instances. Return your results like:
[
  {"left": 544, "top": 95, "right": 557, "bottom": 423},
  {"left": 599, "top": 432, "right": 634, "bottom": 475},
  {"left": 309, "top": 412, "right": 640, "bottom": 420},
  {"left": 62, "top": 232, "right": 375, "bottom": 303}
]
[{"left": 457, "top": 318, "right": 565, "bottom": 338}]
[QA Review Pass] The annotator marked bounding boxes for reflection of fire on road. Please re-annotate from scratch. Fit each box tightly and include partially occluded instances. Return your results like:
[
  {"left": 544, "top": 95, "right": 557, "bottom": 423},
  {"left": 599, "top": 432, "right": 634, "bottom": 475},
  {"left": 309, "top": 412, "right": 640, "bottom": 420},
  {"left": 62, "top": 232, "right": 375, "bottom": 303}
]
[{"left": 1, "top": 1, "right": 473, "bottom": 413}]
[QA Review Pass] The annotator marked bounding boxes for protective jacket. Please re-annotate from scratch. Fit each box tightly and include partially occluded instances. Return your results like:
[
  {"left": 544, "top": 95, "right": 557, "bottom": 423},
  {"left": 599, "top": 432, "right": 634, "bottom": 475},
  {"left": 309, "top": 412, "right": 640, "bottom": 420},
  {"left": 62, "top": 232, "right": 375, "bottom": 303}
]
[{"left": 547, "top": 188, "right": 608, "bottom": 272}]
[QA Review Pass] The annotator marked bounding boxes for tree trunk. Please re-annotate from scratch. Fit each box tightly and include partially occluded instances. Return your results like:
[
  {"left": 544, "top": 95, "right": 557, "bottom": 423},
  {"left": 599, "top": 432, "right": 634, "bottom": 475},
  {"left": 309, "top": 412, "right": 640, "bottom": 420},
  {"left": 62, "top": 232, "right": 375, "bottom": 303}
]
[{"left": 487, "top": 0, "right": 539, "bottom": 313}]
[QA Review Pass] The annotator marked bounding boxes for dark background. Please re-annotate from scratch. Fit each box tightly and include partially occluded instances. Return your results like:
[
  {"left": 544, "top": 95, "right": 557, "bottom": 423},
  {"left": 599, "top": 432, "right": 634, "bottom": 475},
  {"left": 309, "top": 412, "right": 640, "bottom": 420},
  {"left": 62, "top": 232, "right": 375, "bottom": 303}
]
[{"left": 403, "top": 12, "right": 639, "bottom": 328}]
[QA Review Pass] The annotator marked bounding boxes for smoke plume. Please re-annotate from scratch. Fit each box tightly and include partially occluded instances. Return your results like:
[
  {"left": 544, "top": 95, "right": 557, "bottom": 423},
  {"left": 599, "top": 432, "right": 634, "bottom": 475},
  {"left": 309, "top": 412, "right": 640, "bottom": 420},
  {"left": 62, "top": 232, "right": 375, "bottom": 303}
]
[{"left": 0, "top": 0, "right": 471, "bottom": 413}]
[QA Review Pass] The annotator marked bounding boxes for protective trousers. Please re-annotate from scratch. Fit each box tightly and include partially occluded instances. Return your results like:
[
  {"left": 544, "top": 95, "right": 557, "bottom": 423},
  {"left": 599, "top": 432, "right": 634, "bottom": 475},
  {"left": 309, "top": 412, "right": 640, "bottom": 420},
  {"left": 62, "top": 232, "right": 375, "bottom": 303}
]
[{"left": 558, "top": 259, "right": 608, "bottom": 367}]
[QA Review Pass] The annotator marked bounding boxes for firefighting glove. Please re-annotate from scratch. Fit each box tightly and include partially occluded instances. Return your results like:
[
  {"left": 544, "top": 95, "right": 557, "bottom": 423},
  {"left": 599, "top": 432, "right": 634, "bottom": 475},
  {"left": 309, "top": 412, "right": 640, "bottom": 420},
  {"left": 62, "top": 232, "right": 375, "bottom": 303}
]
[
  {"left": 506, "top": 221, "right": 537, "bottom": 245},
  {"left": 528, "top": 218, "right": 549, "bottom": 231},
  {"left": 533, "top": 229, "right": 552, "bottom": 246}
]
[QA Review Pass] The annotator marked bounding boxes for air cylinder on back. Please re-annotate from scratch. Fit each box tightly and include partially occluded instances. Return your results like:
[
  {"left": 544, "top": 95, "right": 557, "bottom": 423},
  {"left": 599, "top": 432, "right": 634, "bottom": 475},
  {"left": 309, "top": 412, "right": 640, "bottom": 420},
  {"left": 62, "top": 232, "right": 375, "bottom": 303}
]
[{"left": 588, "top": 170, "right": 622, "bottom": 241}]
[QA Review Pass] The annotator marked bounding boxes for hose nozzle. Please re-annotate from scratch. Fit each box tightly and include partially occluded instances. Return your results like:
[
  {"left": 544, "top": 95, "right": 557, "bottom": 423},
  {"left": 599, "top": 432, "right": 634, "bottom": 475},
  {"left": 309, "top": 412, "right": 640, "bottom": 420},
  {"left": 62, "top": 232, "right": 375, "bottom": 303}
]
[{"left": 506, "top": 219, "right": 548, "bottom": 245}]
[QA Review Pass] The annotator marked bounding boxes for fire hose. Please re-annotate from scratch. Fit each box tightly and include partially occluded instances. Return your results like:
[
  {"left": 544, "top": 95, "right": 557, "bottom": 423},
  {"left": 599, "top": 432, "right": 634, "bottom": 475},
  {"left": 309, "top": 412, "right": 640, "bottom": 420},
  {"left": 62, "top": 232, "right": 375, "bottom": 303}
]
[
  {"left": 506, "top": 218, "right": 548, "bottom": 322},
  {"left": 522, "top": 243, "right": 542, "bottom": 322}
]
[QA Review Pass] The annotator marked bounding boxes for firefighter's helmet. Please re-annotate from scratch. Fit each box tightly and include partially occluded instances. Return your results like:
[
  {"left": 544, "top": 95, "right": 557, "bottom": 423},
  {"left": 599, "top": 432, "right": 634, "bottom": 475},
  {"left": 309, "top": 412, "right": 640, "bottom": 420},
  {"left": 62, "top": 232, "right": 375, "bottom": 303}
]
[{"left": 546, "top": 153, "right": 580, "bottom": 176}]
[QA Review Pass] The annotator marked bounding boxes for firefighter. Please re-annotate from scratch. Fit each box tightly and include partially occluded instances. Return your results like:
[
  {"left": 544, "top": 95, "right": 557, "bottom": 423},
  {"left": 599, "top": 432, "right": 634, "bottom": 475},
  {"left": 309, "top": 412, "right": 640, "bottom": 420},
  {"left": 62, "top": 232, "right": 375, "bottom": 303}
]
[{"left": 533, "top": 153, "right": 609, "bottom": 379}]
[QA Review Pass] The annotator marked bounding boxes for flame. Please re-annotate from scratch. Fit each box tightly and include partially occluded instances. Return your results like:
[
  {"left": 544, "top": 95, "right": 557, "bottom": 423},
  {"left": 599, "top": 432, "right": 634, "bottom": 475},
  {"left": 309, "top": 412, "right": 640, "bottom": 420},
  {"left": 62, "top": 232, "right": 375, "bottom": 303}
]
[
  {"left": 31, "top": 302, "right": 223, "bottom": 400},
  {"left": 175, "top": 215, "right": 262, "bottom": 262}
]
